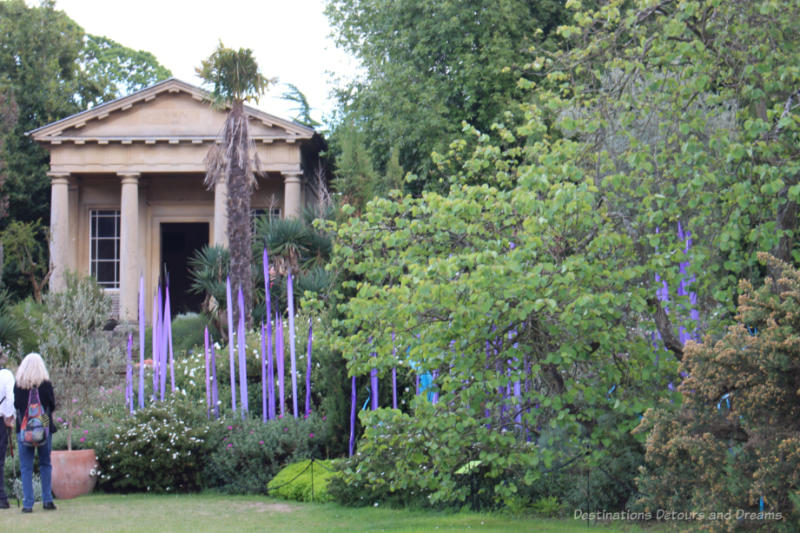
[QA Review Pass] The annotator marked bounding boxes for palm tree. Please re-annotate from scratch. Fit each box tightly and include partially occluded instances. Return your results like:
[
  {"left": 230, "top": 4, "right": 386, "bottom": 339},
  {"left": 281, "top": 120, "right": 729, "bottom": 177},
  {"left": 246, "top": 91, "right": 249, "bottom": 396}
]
[
  {"left": 197, "top": 42, "right": 274, "bottom": 325},
  {"left": 280, "top": 83, "right": 320, "bottom": 128}
]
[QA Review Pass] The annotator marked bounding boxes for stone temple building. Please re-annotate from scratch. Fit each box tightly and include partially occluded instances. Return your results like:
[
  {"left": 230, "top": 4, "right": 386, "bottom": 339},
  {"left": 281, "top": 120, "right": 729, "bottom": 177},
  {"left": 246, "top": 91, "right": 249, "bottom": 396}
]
[{"left": 28, "top": 78, "right": 323, "bottom": 322}]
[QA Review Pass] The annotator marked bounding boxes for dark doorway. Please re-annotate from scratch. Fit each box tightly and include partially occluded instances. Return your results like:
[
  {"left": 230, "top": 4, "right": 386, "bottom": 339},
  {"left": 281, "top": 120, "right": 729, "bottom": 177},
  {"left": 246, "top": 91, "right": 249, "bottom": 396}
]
[{"left": 161, "top": 222, "right": 209, "bottom": 315}]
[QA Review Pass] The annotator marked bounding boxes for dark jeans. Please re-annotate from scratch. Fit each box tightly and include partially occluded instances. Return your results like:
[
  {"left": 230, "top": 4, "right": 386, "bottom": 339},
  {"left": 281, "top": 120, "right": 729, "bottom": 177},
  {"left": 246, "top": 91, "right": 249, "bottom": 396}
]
[{"left": 0, "top": 425, "right": 8, "bottom": 503}]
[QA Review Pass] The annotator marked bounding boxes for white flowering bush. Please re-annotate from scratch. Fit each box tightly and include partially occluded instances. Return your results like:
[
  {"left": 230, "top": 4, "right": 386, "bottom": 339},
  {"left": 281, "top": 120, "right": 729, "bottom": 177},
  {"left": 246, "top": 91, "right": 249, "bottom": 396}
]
[
  {"left": 173, "top": 330, "right": 269, "bottom": 419},
  {"left": 173, "top": 348, "right": 208, "bottom": 402},
  {"left": 179, "top": 325, "right": 321, "bottom": 423},
  {"left": 98, "top": 398, "right": 211, "bottom": 493}
]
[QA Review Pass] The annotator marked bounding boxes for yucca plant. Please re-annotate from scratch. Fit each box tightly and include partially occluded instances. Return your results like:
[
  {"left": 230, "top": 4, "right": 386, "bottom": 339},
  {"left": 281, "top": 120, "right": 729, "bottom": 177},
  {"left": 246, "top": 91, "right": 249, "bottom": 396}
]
[
  {"left": 253, "top": 215, "right": 333, "bottom": 275},
  {"left": 253, "top": 217, "right": 308, "bottom": 276}
]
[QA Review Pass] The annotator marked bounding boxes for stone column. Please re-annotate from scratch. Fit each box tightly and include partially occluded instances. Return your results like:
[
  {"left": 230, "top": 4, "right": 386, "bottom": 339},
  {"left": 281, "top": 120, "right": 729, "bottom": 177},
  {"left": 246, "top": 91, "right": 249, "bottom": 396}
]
[
  {"left": 119, "top": 173, "right": 140, "bottom": 322},
  {"left": 283, "top": 171, "right": 302, "bottom": 219},
  {"left": 213, "top": 178, "right": 228, "bottom": 247},
  {"left": 48, "top": 173, "right": 71, "bottom": 292},
  {"left": 67, "top": 181, "right": 79, "bottom": 274}
]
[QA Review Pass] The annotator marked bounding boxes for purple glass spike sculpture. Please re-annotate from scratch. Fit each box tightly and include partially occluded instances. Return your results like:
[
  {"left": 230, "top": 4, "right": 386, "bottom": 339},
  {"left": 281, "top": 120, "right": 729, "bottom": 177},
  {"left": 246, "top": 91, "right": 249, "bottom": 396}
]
[
  {"left": 138, "top": 275, "right": 145, "bottom": 409},
  {"left": 288, "top": 272, "right": 298, "bottom": 418},
  {"left": 226, "top": 276, "right": 236, "bottom": 413},
  {"left": 237, "top": 286, "right": 248, "bottom": 416},
  {"left": 305, "top": 318, "right": 313, "bottom": 416}
]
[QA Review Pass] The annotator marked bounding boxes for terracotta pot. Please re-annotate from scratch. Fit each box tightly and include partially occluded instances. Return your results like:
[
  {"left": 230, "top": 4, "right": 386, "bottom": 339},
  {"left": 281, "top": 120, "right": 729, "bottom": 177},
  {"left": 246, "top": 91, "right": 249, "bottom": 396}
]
[{"left": 51, "top": 449, "right": 98, "bottom": 500}]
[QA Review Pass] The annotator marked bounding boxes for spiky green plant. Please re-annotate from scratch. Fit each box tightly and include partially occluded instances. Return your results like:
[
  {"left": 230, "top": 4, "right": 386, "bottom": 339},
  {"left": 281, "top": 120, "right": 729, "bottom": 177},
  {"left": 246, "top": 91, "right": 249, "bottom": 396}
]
[
  {"left": 253, "top": 217, "right": 308, "bottom": 276},
  {"left": 188, "top": 244, "right": 230, "bottom": 340}
]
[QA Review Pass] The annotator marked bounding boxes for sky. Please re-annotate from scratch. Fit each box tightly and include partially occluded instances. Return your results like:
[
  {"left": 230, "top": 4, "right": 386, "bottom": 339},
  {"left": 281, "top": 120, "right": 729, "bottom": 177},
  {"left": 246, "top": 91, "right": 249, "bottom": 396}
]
[{"left": 54, "top": 0, "right": 358, "bottom": 126}]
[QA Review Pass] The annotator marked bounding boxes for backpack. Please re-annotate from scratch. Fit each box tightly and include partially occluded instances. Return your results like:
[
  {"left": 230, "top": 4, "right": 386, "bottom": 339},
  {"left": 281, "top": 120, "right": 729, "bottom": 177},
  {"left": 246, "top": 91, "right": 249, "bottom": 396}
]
[{"left": 21, "top": 386, "right": 49, "bottom": 447}]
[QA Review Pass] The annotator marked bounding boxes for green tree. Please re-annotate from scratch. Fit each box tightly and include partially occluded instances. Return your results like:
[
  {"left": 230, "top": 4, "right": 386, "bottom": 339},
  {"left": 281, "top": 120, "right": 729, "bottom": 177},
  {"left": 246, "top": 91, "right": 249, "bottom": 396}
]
[
  {"left": 332, "top": 126, "right": 379, "bottom": 214},
  {"left": 325, "top": 0, "right": 569, "bottom": 190},
  {"left": 383, "top": 145, "right": 404, "bottom": 192},
  {"left": 0, "top": 0, "right": 85, "bottom": 224},
  {"left": 321, "top": 0, "right": 800, "bottom": 510},
  {"left": 324, "top": 175, "right": 665, "bottom": 506},
  {"left": 529, "top": 0, "right": 800, "bottom": 350},
  {"left": 251, "top": 210, "right": 333, "bottom": 321},
  {"left": 78, "top": 34, "right": 172, "bottom": 108},
  {"left": 1, "top": 219, "right": 52, "bottom": 303},
  {"left": 197, "top": 42, "right": 274, "bottom": 326},
  {"left": 0, "top": 90, "right": 16, "bottom": 220}
]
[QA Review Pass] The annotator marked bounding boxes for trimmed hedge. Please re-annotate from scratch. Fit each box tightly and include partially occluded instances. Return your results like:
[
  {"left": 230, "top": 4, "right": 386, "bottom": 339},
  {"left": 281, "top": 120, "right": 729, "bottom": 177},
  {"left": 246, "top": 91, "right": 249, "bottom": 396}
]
[{"left": 267, "top": 459, "right": 339, "bottom": 502}]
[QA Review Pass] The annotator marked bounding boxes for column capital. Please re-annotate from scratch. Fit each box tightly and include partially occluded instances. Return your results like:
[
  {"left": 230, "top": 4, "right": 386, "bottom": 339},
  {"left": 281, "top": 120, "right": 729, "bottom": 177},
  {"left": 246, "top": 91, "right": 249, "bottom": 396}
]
[
  {"left": 283, "top": 170, "right": 303, "bottom": 183},
  {"left": 117, "top": 172, "right": 141, "bottom": 184},
  {"left": 47, "top": 172, "right": 70, "bottom": 185}
]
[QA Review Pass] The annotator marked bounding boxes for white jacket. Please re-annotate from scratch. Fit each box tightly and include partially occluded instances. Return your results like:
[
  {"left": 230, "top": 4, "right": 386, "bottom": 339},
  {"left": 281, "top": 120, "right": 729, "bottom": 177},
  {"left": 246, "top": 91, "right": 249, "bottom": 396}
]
[{"left": 0, "top": 368, "right": 14, "bottom": 419}]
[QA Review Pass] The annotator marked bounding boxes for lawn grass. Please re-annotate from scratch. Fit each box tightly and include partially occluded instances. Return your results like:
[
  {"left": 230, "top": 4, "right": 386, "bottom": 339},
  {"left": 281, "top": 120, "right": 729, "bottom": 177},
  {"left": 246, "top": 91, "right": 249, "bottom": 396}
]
[{"left": 0, "top": 493, "right": 665, "bottom": 532}]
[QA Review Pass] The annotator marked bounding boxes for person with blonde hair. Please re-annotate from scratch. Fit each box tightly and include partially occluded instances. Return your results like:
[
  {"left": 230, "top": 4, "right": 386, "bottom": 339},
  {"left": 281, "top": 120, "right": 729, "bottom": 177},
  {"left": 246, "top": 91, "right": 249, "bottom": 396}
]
[
  {"left": 0, "top": 348, "right": 15, "bottom": 509},
  {"left": 14, "top": 352, "right": 57, "bottom": 513}
]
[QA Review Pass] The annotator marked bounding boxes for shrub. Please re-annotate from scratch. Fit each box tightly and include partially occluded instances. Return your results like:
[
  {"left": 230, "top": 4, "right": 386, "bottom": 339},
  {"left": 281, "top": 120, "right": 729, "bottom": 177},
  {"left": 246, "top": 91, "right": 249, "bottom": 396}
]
[
  {"left": 512, "top": 424, "right": 644, "bottom": 514},
  {"left": 203, "top": 413, "right": 327, "bottom": 494},
  {"left": 26, "top": 274, "right": 123, "bottom": 450},
  {"left": 530, "top": 496, "right": 562, "bottom": 517},
  {"left": 3, "top": 460, "right": 17, "bottom": 500},
  {"left": 149, "top": 312, "right": 218, "bottom": 357},
  {"left": 141, "top": 314, "right": 218, "bottom": 360},
  {"left": 636, "top": 254, "right": 800, "bottom": 532},
  {"left": 12, "top": 474, "right": 42, "bottom": 503},
  {"left": 98, "top": 398, "right": 211, "bottom": 493},
  {"left": 267, "top": 459, "right": 339, "bottom": 502},
  {"left": 172, "top": 347, "right": 211, "bottom": 406},
  {"left": 328, "top": 404, "right": 492, "bottom": 509}
]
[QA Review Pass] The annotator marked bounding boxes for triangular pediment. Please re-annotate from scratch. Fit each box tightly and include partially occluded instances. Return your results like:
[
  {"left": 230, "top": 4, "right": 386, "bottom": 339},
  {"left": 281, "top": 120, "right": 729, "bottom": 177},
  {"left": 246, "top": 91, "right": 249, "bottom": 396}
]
[{"left": 28, "top": 78, "right": 314, "bottom": 144}]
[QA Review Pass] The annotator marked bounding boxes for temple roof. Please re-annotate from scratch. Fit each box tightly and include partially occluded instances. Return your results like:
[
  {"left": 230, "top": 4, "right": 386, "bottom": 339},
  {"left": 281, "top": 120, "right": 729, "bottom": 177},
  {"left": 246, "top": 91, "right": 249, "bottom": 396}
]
[{"left": 28, "top": 78, "right": 315, "bottom": 146}]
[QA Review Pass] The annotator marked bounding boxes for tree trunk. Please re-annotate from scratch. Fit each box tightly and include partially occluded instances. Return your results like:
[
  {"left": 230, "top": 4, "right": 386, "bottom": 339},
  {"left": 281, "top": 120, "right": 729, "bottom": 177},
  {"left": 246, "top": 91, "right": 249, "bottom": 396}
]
[
  {"left": 226, "top": 101, "right": 253, "bottom": 326},
  {"left": 770, "top": 195, "right": 798, "bottom": 269},
  {"left": 648, "top": 297, "right": 684, "bottom": 361}
]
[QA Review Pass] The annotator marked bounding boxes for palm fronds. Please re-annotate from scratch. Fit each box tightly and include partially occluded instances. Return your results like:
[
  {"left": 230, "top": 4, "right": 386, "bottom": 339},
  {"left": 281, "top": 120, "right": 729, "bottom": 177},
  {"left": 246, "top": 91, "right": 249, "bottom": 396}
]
[
  {"left": 253, "top": 216, "right": 332, "bottom": 275},
  {"left": 188, "top": 245, "right": 230, "bottom": 338}
]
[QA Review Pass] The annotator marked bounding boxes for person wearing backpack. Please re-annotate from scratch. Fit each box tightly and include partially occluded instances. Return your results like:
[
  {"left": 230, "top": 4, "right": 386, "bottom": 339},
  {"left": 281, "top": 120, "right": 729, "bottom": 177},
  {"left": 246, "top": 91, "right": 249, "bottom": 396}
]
[
  {"left": 0, "top": 349, "right": 15, "bottom": 509},
  {"left": 14, "top": 353, "right": 57, "bottom": 513}
]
